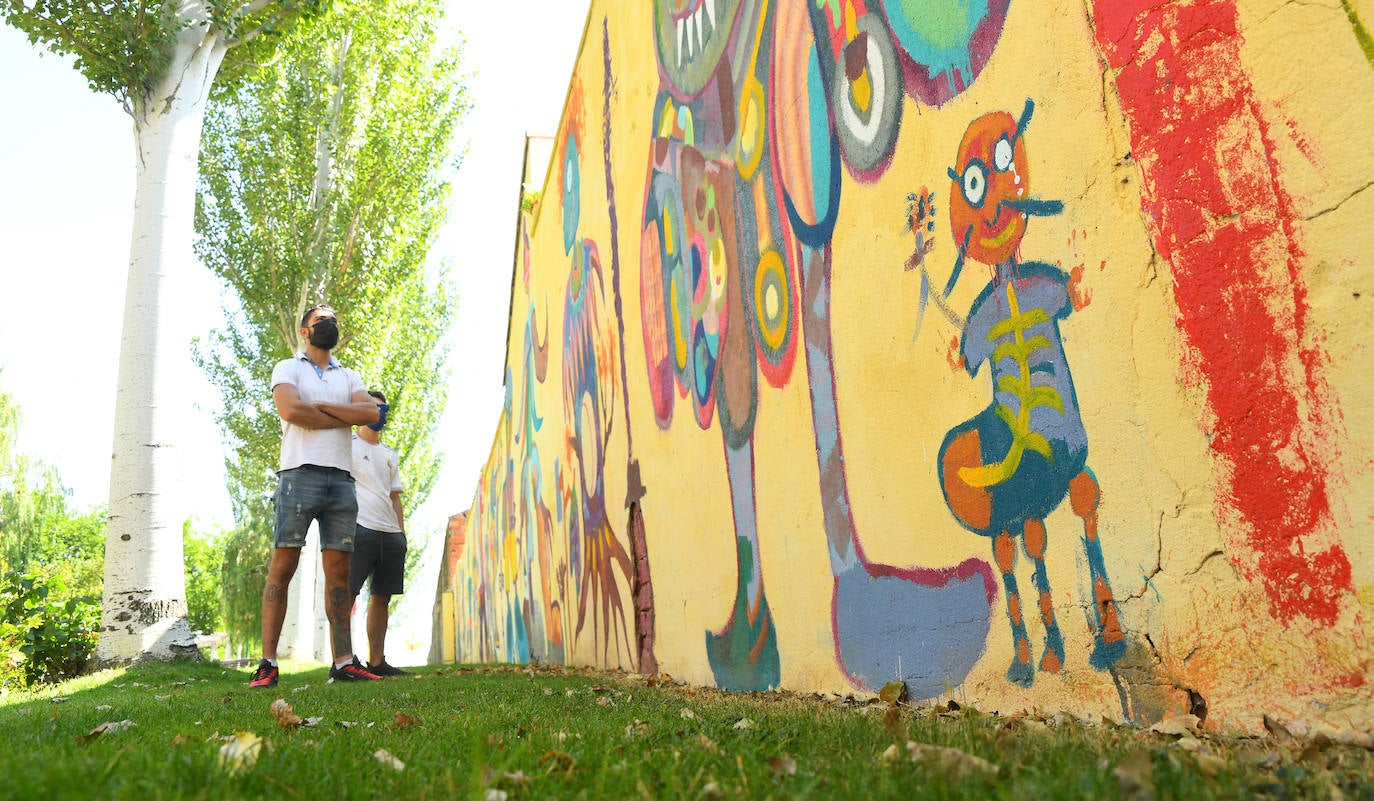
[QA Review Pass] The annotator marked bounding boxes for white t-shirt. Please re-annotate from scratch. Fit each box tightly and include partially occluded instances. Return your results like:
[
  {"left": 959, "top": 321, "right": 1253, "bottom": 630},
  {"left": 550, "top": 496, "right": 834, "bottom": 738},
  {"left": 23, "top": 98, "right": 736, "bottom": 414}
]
[
  {"left": 351, "top": 434, "right": 404, "bottom": 532},
  {"left": 270, "top": 352, "right": 367, "bottom": 473}
]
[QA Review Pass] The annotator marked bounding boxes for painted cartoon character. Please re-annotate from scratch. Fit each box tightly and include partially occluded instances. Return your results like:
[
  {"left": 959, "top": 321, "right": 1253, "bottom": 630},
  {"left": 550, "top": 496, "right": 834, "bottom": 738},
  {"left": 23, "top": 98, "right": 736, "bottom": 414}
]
[
  {"left": 933, "top": 99, "right": 1126, "bottom": 685},
  {"left": 642, "top": 0, "right": 1011, "bottom": 695}
]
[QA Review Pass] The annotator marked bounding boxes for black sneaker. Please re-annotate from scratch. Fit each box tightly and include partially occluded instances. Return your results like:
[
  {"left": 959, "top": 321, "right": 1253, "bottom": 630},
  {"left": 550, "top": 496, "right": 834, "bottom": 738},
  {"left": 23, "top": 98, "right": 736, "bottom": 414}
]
[
  {"left": 368, "top": 660, "right": 408, "bottom": 677},
  {"left": 248, "top": 659, "right": 278, "bottom": 688},
  {"left": 329, "top": 657, "right": 382, "bottom": 683}
]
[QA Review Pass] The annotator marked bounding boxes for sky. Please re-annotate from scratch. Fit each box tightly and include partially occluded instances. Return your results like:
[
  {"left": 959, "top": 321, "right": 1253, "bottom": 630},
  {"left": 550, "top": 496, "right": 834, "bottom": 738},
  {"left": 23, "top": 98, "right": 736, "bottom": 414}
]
[{"left": 0, "top": 2, "right": 590, "bottom": 651}]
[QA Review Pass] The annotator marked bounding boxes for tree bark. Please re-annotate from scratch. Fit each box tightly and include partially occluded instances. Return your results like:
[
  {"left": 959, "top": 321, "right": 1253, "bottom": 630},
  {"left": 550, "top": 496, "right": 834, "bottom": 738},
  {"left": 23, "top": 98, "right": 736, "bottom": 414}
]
[{"left": 96, "top": 15, "right": 229, "bottom": 664}]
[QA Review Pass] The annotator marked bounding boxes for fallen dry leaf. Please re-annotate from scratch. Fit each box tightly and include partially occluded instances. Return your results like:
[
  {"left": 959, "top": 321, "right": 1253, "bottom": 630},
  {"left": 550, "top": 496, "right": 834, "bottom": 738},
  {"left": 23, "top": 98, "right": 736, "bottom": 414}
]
[
  {"left": 500, "top": 770, "right": 531, "bottom": 787},
  {"left": 291, "top": 685, "right": 310, "bottom": 694},
  {"left": 732, "top": 718, "right": 755, "bottom": 730},
  {"left": 336, "top": 720, "right": 358, "bottom": 729},
  {"left": 1310, "top": 725, "right": 1374, "bottom": 750},
  {"left": 768, "top": 755, "right": 797, "bottom": 777},
  {"left": 270, "top": 698, "right": 304, "bottom": 729},
  {"left": 878, "top": 681, "right": 907, "bottom": 705},
  {"left": 218, "top": 732, "right": 265, "bottom": 773},
  {"left": 77, "top": 719, "right": 136, "bottom": 745},
  {"left": 1262, "top": 714, "right": 1295, "bottom": 743},
  {"left": 95, "top": 705, "right": 113, "bottom": 712},
  {"left": 539, "top": 749, "right": 576, "bottom": 773},
  {"left": 904, "top": 741, "right": 998, "bottom": 779},
  {"left": 680, "top": 707, "right": 696, "bottom": 720},
  {"left": 695, "top": 734, "right": 720, "bottom": 754},
  {"left": 483, "top": 791, "right": 508, "bottom": 801},
  {"left": 483, "top": 767, "right": 532, "bottom": 789},
  {"left": 394, "top": 712, "right": 422, "bottom": 729},
  {"left": 698, "top": 781, "right": 724, "bottom": 800},
  {"left": 373, "top": 749, "right": 405, "bottom": 771},
  {"left": 1149, "top": 714, "right": 1201, "bottom": 738},
  {"left": 596, "top": 696, "right": 613, "bottom": 708},
  {"left": 51, "top": 697, "right": 69, "bottom": 704},
  {"left": 883, "top": 705, "right": 905, "bottom": 741},
  {"left": 1189, "top": 751, "right": 1228, "bottom": 778},
  {"left": 1013, "top": 718, "right": 1052, "bottom": 736},
  {"left": 1296, "top": 742, "right": 1328, "bottom": 767},
  {"left": 1113, "top": 750, "right": 1155, "bottom": 801},
  {"left": 881, "top": 743, "right": 903, "bottom": 762}
]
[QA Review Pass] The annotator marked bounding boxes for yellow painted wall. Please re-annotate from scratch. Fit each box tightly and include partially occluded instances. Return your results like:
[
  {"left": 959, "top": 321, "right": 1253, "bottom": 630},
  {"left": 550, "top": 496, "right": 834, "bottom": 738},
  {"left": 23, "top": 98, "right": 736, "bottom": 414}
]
[{"left": 434, "top": 0, "right": 1374, "bottom": 734}]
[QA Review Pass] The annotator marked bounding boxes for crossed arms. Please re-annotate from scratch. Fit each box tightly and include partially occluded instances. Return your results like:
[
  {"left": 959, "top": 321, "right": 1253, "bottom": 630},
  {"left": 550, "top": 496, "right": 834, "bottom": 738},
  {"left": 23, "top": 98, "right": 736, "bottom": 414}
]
[{"left": 273, "top": 384, "right": 379, "bottom": 429}]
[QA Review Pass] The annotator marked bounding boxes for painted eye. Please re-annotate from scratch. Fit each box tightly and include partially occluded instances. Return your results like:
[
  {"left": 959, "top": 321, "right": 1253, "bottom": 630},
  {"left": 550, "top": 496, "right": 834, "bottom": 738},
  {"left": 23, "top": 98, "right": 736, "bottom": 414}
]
[
  {"left": 993, "top": 137, "right": 1013, "bottom": 172},
  {"left": 961, "top": 162, "right": 987, "bottom": 207}
]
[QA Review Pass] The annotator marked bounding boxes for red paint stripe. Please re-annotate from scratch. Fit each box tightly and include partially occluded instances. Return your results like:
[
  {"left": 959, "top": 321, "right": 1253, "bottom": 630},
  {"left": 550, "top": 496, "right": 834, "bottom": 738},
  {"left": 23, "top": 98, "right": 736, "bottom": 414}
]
[{"left": 1091, "top": 0, "right": 1351, "bottom": 623}]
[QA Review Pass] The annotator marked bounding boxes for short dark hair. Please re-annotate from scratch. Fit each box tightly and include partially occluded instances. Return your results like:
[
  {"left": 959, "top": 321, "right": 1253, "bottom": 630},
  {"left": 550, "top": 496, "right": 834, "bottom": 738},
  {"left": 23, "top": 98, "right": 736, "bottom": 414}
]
[
  {"left": 368, "top": 390, "right": 387, "bottom": 404},
  {"left": 300, "top": 303, "right": 335, "bottom": 329}
]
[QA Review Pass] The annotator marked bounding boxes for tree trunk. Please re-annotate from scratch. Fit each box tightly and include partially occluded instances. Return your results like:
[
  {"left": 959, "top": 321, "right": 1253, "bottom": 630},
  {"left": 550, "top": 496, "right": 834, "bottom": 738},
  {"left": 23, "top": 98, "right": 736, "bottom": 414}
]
[{"left": 96, "top": 20, "right": 229, "bottom": 664}]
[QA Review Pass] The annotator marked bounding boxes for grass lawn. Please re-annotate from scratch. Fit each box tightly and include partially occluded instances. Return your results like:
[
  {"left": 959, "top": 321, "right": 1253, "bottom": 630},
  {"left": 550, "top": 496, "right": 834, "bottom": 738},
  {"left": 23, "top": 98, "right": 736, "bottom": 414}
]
[{"left": 0, "top": 660, "right": 1369, "bottom": 800}]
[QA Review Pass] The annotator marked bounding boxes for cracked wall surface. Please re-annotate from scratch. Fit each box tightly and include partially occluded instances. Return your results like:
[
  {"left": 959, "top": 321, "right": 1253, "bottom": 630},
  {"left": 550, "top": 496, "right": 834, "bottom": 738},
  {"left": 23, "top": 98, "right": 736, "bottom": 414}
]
[{"left": 432, "top": 0, "right": 1373, "bottom": 735}]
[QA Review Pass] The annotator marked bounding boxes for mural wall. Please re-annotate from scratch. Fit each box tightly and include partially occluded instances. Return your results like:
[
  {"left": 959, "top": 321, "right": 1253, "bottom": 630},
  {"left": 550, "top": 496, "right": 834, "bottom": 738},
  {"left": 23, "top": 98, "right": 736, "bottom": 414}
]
[{"left": 434, "top": 0, "right": 1374, "bottom": 734}]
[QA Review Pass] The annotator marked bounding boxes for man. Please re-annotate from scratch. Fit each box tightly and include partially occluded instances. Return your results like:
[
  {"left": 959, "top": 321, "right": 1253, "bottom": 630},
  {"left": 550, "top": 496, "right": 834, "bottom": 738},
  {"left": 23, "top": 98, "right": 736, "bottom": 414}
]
[
  {"left": 249, "top": 304, "right": 383, "bottom": 687},
  {"left": 348, "top": 390, "right": 409, "bottom": 676}
]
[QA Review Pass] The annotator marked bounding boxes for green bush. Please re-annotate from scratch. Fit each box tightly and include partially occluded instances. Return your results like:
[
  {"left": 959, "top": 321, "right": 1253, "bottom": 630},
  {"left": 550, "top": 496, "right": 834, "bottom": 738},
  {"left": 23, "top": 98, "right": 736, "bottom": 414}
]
[
  {"left": 184, "top": 522, "right": 224, "bottom": 635},
  {"left": 0, "top": 570, "right": 99, "bottom": 688}
]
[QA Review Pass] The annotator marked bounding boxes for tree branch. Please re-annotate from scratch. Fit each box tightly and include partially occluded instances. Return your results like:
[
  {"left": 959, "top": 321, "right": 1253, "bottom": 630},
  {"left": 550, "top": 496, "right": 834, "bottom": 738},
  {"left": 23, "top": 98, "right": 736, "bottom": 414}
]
[{"left": 224, "top": 6, "right": 291, "bottom": 48}]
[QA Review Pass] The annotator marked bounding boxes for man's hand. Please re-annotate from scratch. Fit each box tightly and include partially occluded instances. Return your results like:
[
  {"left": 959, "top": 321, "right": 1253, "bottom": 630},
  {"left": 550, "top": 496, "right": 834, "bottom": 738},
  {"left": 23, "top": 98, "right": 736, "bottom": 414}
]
[
  {"left": 315, "top": 395, "right": 381, "bottom": 426},
  {"left": 274, "top": 384, "right": 352, "bottom": 429}
]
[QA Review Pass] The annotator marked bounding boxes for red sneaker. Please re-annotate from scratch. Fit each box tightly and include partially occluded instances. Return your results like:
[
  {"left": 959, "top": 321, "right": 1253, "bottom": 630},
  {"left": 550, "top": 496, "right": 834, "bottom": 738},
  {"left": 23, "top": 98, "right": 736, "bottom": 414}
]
[
  {"left": 328, "top": 657, "right": 382, "bottom": 682},
  {"left": 248, "top": 659, "right": 279, "bottom": 688}
]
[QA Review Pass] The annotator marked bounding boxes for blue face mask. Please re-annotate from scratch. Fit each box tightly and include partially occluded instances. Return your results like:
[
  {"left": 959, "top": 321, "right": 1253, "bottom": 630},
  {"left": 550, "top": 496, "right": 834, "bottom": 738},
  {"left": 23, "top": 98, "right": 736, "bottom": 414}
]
[{"left": 367, "top": 403, "right": 389, "bottom": 431}]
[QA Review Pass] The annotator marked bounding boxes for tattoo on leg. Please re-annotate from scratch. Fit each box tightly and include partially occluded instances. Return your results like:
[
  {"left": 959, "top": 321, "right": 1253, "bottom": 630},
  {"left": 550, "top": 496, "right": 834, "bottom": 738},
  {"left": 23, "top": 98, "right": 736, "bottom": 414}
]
[
  {"left": 264, "top": 583, "right": 286, "bottom": 603},
  {"left": 327, "top": 586, "right": 352, "bottom": 657}
]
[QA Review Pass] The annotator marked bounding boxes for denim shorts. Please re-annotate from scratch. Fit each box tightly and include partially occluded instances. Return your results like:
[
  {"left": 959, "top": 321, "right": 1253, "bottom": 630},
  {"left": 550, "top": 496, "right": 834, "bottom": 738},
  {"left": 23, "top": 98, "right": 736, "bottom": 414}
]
[{"left": 273, "top": 465, "right": 358, "bottom": 551}]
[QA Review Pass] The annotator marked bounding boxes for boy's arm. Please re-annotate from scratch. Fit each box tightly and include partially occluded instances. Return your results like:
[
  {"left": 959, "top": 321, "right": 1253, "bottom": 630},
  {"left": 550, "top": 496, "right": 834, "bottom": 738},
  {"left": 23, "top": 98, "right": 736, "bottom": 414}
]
[{"left": 390, "top": 490, "right": 405, "bottom": 535}]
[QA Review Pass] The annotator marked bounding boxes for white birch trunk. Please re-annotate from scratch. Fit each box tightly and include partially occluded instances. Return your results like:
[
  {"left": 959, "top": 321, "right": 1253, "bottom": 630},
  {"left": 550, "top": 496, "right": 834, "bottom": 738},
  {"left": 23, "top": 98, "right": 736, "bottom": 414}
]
[{"left": 96, "top": 11, "right": 229, "bottom": 664}]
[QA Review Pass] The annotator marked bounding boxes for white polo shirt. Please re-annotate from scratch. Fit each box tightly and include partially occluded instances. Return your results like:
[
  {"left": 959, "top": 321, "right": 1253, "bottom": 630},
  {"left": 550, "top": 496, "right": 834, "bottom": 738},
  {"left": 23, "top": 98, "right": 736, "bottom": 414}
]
[
  {"left": 352, "top": 434, "right": 405, "bottom": 532},
  {"left": 270, "top": 352, "right": 367, "bottom": 474}
]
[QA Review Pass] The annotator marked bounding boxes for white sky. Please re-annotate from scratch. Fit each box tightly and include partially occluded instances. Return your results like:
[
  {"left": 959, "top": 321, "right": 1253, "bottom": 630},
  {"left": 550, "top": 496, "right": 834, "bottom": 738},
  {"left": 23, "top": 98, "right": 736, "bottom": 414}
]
[{"left": 0, "top": 2, "right": 590, "bottom": 546}]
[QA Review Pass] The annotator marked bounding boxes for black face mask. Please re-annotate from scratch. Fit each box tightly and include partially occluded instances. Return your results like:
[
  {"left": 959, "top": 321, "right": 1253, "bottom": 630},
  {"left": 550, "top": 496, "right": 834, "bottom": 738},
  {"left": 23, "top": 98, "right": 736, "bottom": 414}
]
[{"left": 308, "top": 319, "right": 339, "bottom": 350}]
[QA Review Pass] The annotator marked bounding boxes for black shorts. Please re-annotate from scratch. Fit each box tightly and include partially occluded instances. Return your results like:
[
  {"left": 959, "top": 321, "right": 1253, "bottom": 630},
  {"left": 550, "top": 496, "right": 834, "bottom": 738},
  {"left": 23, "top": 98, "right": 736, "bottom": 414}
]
[{"left": 348, "top": 524, "right": 407, "bottom": 596}]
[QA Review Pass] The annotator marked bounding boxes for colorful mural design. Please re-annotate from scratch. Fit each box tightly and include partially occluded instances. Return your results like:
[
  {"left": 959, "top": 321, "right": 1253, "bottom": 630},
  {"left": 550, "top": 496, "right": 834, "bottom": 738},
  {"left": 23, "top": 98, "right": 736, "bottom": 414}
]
[
  {"left": 1090, "top": 0, "right": 1354, "bottom": 625},
  {"left": 561, "top": 71, "right": 646, "bottom": 668},
  {"left": 640, "top": 0, "right": 1011, "bottom": 694},
  {"left": 434, "top": 0, "right": 1374, "bottom": 734},
  {"left": 922, "top": 100, "right": 1125, "bottom": 686}
]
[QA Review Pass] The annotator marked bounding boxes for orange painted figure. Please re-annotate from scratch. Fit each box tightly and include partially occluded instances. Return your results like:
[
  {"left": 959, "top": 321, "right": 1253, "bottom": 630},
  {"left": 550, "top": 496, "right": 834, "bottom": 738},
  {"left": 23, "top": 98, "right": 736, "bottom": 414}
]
[{"left": 934, "top": 99, "right": 1126, "bottom": 685}]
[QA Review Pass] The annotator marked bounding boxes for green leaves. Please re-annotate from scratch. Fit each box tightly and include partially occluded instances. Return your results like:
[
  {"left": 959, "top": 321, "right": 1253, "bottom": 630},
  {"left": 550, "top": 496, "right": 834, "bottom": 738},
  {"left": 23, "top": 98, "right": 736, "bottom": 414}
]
[
  {"left": 1, "top": 1, "right": 175, "bottom": 106},
  {"left": 1, "top": 2, "right": 335, "bottom": 113}
]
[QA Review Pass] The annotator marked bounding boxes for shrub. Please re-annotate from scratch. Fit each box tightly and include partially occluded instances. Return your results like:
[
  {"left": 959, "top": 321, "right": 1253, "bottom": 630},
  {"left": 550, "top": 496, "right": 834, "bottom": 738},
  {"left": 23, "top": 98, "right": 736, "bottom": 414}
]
[
  {"left": 0, "top": 570, "right": 100, "bottom": 688},
  {"left": 184, "top": 522, "right": 225, "bottom": 635}
]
